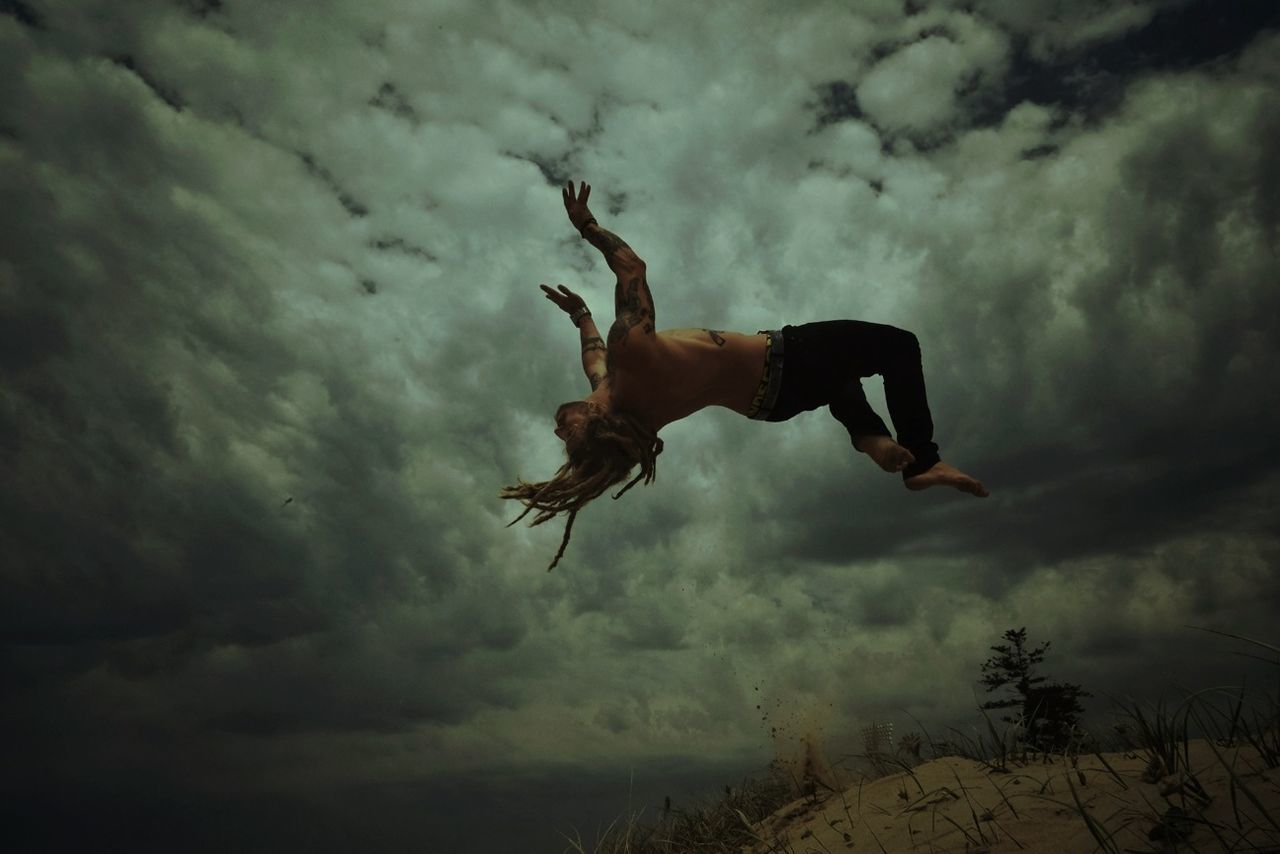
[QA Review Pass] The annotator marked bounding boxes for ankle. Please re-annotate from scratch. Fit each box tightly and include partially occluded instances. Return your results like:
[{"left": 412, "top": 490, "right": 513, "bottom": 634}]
[{"left": 852, "top": 433, "right": 889, "bottom": 453}]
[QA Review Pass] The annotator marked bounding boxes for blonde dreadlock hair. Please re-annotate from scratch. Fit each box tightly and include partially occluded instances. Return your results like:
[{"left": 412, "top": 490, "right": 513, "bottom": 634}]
[{"left": 501, "top": 402, "right": 664, "bottom": 572}]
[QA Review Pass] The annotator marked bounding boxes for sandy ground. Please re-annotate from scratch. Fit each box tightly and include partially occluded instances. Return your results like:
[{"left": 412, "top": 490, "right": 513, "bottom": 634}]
[{"left": 745, "top": 739, "right": 1279, "bottom": 853}]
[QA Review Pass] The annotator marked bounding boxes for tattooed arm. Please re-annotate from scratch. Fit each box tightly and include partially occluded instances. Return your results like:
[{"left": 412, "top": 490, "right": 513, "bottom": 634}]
[
  {"left": 562, "top": 181, "right": 656, "bottom": 360},
  {"left": 582, "top": 220, "right": 648, "bottom": 281},
  {"left": 564, "top": 180, "right": 648, "bottom": 282},
  {"left": 577, "top": 313, "right": 609, "bottom": 391},
  {"left": 540, "top": 282, "right": 610, "bottom": 391},
  {"left": 579, "top": 223, "right": 656, "bottom": 355}
]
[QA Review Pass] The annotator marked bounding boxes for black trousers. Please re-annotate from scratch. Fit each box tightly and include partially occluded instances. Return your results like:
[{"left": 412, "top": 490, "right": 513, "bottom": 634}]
[{"left": 766, "top": 320, "right": 942, "bottom": 480}]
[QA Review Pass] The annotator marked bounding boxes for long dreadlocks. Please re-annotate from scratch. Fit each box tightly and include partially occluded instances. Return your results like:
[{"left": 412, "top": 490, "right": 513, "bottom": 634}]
[{"left": 501, "top": 404, "right": 664, "bottom": 571}]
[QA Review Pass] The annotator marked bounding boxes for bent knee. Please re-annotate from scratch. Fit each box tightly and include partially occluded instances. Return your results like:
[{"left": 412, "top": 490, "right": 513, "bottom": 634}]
[{"left": 891, "top": 327, "right": 920, "bottom": 351}]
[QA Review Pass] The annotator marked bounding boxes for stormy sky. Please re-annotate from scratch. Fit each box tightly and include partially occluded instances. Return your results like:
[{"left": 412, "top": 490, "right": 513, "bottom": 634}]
[{"left": 2, "top": 0, "right": 1278, "bottom": 850}]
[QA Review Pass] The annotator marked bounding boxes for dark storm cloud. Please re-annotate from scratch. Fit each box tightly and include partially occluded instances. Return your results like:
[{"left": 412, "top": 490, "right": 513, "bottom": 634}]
[
  {"left": 4, "top": 1, "right": 1280, "bottom": 851},
  {"left": 296, "top": 149, "right": 370, "bottom": 217},
  {"left": 1, "top": 4, "right": 533, "bottom": 748},
  {"left": 368, "top": 235, "right": 436, "bottom": 260},
  {"left": 1, "top": 0, "right": 42, "bottom": 30},
  {"left": 743, "top": 31, "right": 1280, "bottom": 585},
  {"left": 179, "top": 0, "right": 224, "bottom": 19},
  {"left": 967, "top": 0, "right": 1280, "bottom": 128},
  {"left": 109, "top": 53, "right": 184, "bottom": 111},
  {"left": 506, "top": 148, "right": 576, "bottom": 187},
  {"left": 368, "top": 80, "right": 420, "bottom": 124},
  {"left": 811, "top": 79, "right": 866, "bottom": 129}
]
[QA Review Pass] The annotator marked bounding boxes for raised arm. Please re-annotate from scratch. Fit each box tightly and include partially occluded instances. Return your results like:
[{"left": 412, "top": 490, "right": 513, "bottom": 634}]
[
  {"left": 541, "top": 283, "right": 609, "bottom": 391},
  {"left": 604, "top": 257, "right": 655, "bottom": 353},
  {"left": 582, "top": 220, "right": 647, "bottom": 281},
  {"left": 562, "top": 181, "right": 656, "bottom": 353},
  {"left": 576, "top": 311, "right": 609, "bottom": 390},
  {"left": 583, "top": 221, "right": 655, "bottom": 344}
]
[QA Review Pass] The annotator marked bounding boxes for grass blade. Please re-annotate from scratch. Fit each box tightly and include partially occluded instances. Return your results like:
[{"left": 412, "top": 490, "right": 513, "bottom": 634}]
[{"left": 1065, "top": 768, "right": 1121, "bottom": 854}]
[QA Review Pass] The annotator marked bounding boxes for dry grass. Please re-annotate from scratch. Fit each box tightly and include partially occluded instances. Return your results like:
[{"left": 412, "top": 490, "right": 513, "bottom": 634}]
[
  {"left": 554, "top": 627, "right": 1280, "bottom": 853},
  {"left": 554, "top": 761, "right": 802, "bottom": 854}
]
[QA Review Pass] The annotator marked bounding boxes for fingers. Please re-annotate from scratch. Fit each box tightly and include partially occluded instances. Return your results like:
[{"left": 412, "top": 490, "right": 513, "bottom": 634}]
[
  {"left": 539, "top": 284, "right": 577, "bottom": 311},
  {"left": 581, "top": 181, "right": 590, "bottom": 205}
]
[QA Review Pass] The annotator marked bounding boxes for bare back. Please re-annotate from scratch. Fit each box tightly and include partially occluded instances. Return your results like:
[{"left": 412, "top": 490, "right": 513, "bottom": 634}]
[{"left": 597, "top": 328, "right": 769, "bottom": 431}]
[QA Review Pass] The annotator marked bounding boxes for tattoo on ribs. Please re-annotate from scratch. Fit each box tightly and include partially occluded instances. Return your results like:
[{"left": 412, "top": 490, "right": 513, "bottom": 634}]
[{"left": 704, "top": 329, "right": 726, "bottom": 346}]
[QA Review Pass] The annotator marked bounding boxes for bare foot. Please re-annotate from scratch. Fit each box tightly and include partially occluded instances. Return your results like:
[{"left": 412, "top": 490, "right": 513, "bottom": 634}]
[
  {"left": 853, "top": 434, "right": 916, "bottom": 473},
  {"left": 904, "top": 461, "right": 990, "bottom": 497}
]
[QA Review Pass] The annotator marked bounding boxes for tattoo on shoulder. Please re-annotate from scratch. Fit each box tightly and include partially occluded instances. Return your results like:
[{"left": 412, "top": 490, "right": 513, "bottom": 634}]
[
  {"left": 704, "top": 329, "right": 726, "bottom": 346},
  {"left": 608, "top": 314, "right": 655, "bottom": 346}
]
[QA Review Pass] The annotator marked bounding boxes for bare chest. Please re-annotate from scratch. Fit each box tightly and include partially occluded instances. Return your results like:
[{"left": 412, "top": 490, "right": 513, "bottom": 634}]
[{"left": 607, "top": 328, "right": 769, "bottom": 428}]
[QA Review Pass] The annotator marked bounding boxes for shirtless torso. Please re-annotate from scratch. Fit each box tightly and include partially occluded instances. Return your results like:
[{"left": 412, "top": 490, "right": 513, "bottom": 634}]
[
  {"left": 588, "top": 327, "right": 769, "bottom": 433},
  {"left": 544, "top": 180, "right": 988, "bottom": 501}
]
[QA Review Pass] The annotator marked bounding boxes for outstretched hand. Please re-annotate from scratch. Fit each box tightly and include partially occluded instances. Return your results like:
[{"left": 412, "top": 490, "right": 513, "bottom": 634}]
[
  {"left": 562, "top": 180, "right": 594, "bottom": 231},
  {"left": 540, "top": 283, "right": 587, "bottom": 317}
]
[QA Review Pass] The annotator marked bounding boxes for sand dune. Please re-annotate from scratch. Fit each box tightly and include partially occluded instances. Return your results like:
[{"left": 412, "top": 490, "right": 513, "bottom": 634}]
[{"left": 745, "top": 738, "right": 1279, "bottom": 853}]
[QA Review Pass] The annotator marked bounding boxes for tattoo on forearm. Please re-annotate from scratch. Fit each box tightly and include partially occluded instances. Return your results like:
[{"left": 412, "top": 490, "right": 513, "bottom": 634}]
[
  {"left": 705, "top": 329, "right": 726, "bottom": 346},
  {"left": 584, "top": 223, "right": 630, "bottom": 257},
  {"left": 580, "top": 336, "right": 607, "bottom": 355}
]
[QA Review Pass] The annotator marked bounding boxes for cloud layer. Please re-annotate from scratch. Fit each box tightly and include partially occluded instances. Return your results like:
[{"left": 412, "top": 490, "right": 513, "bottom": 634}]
[{"left": 3, "top": 0, "right": 1279, "bottom": 850}]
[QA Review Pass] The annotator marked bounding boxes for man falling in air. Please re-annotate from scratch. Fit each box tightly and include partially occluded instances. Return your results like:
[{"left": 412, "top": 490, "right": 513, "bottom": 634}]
[{"left": 503, "top": 180, "right": 988, "bottom": 570}]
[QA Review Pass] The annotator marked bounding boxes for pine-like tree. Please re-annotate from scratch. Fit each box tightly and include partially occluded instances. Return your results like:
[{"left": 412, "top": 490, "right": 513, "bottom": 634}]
[{"left": 979, "top": 627, "right": 1091, "bottom": 752}]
